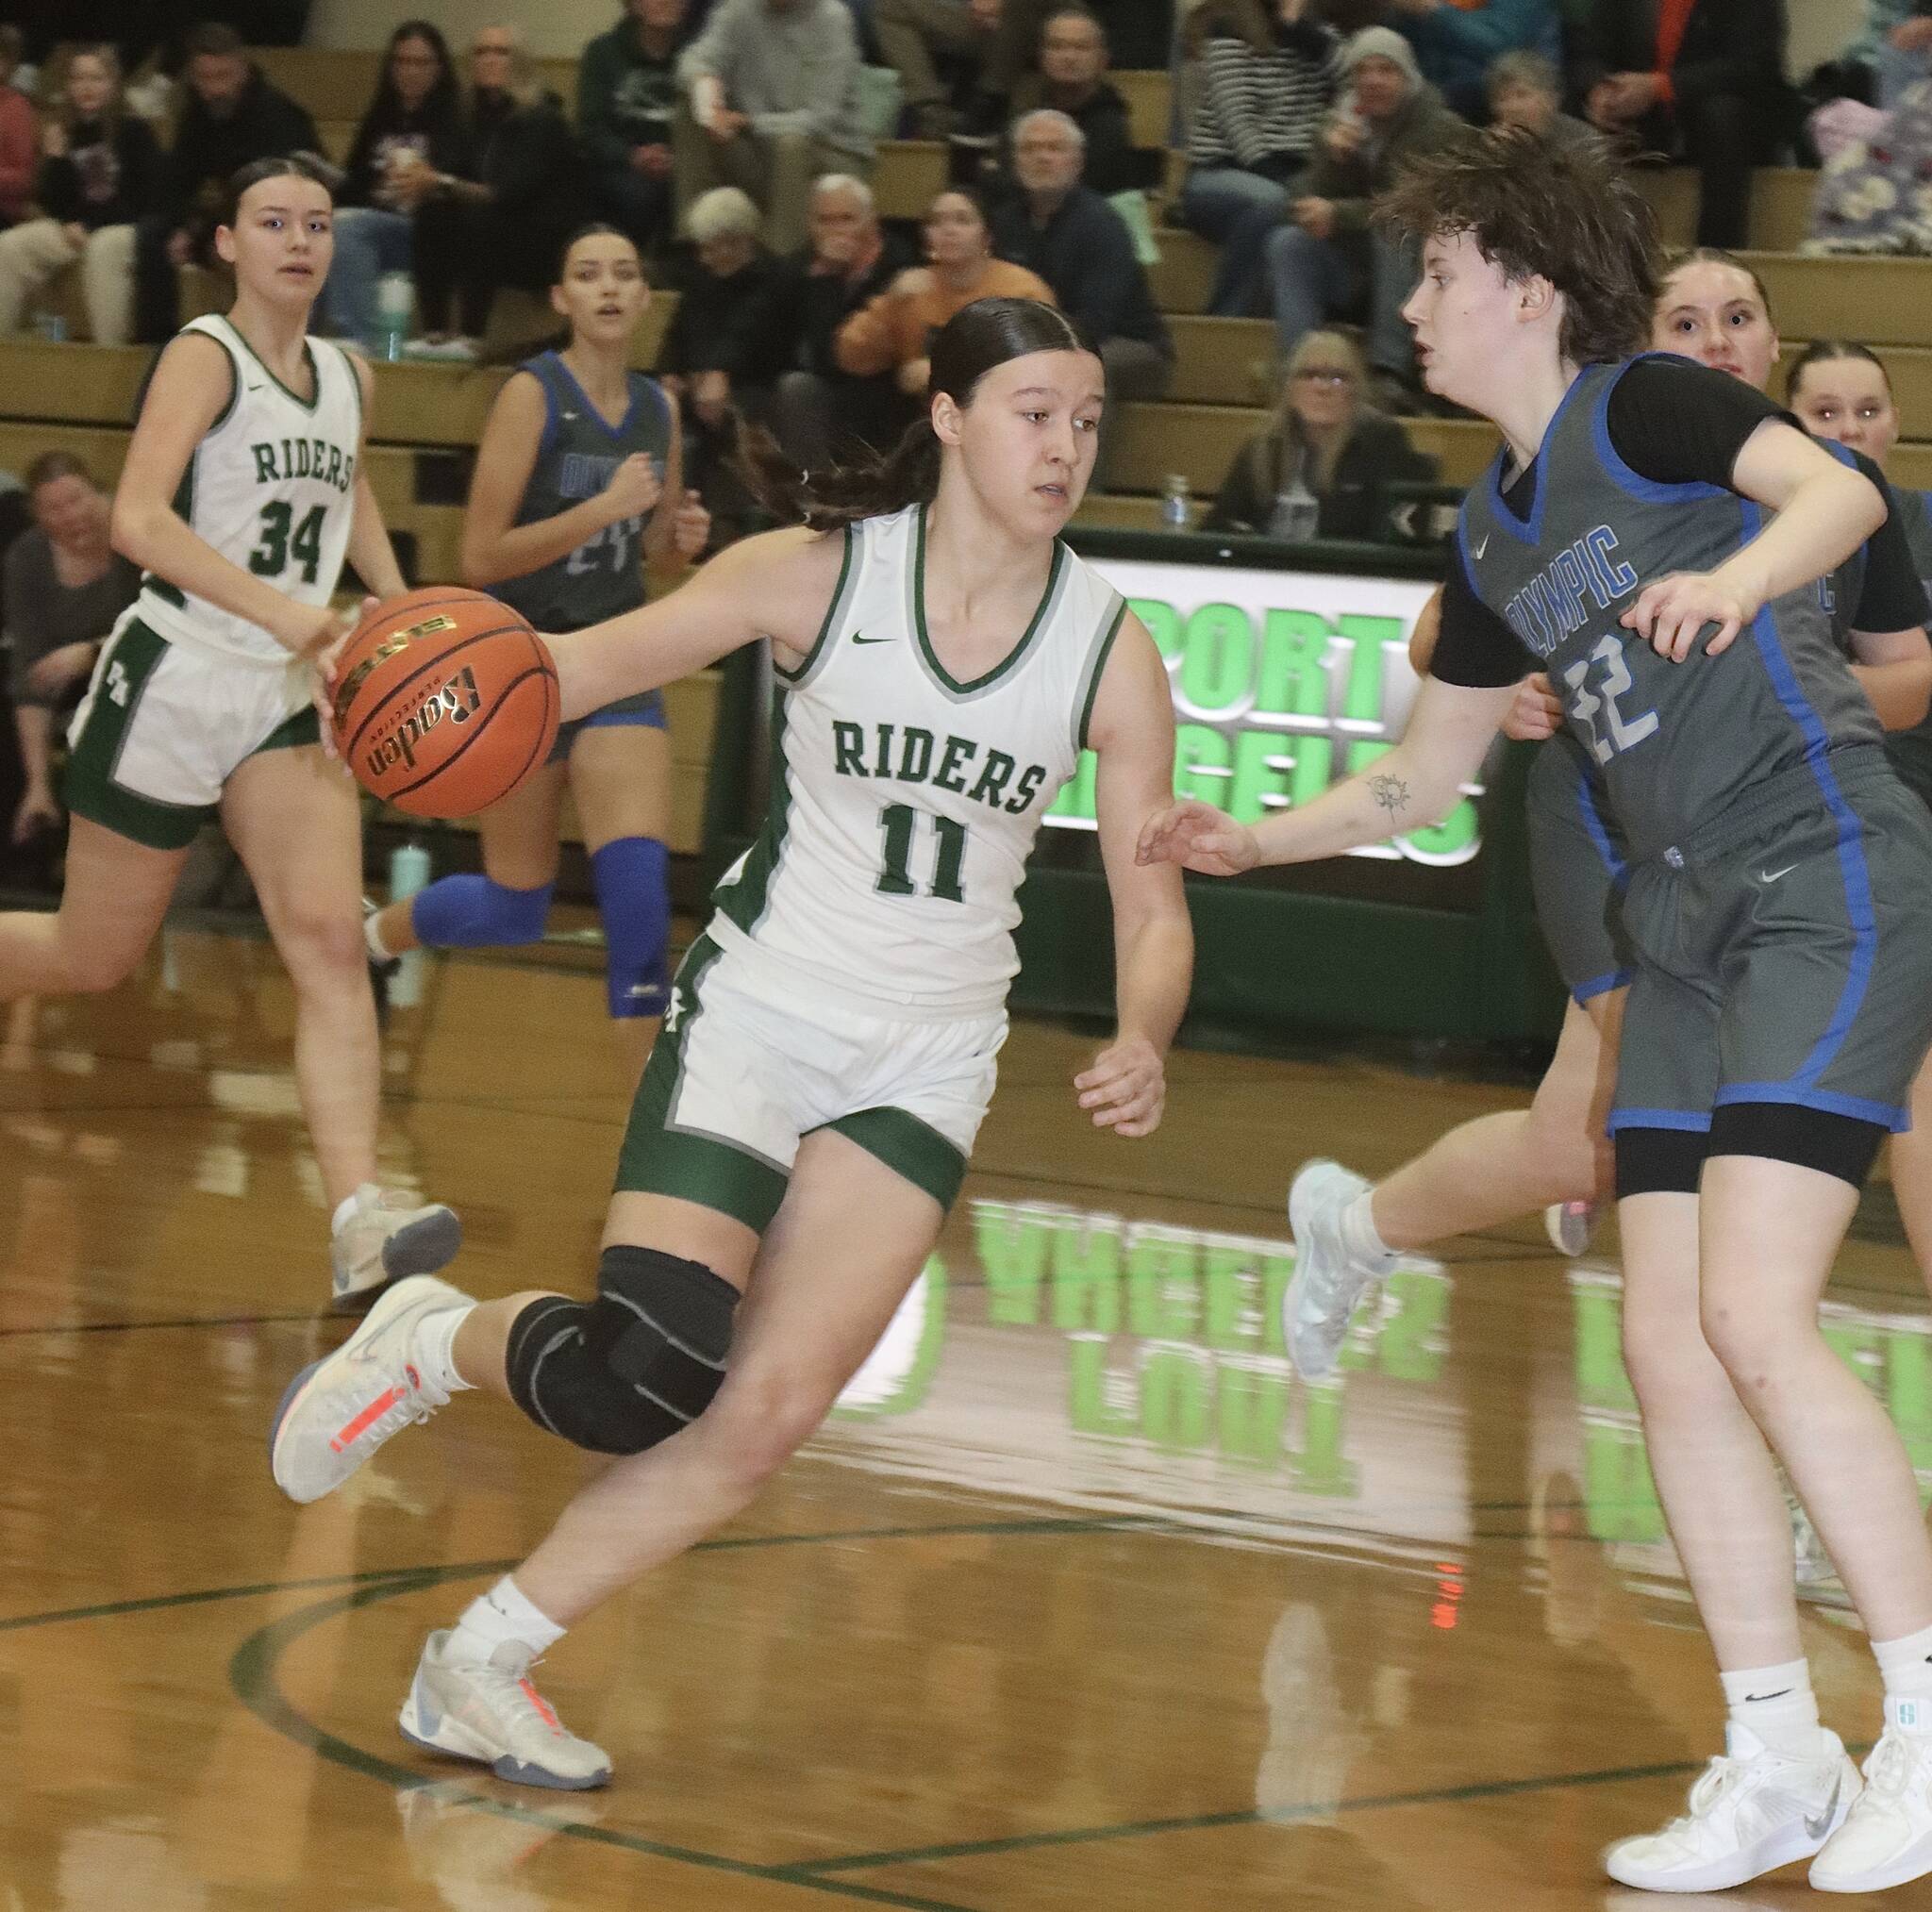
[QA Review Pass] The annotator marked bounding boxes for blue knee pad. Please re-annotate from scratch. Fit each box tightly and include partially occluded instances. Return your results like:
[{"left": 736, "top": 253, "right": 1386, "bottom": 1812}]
[
  {"left": 410, "top": 873, "right": 555, "bottom": 950},
  {"left": 591, "top": 837, "right": 671, "bottom": 1019}
]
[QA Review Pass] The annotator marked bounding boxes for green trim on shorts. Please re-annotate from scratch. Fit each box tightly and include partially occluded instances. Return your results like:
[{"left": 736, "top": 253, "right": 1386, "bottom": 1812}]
[
  {"left": 252, "top": 704, "right": 322, "bottom": 756},
  {"left": 64, "top": 619, "right": 214, "bottom": 851},
  {"left": 821, "top": 1105, "right": 967, "bottom": 1212},
  {"left": 613, "top": 933, "right": 790, "bottom": 1233}
]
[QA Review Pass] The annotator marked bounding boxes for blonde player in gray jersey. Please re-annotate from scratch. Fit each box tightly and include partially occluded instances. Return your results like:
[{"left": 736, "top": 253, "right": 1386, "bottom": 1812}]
[
  {"left": 0, "top": 157, "right": 458, "bottom": 1308},
  {"left": 270, "top": 296, "right": 1192, "bottom": 1790}
]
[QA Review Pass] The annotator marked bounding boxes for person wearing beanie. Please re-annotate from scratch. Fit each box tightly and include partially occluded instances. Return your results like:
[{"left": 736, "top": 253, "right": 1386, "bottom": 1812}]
[{"left": 1261, "top": 26, "right": 1465, "bottom": 401}]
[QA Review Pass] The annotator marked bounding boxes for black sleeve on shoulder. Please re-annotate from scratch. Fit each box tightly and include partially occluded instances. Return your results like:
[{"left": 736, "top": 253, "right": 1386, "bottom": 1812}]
[
  {"left": 1851, "top": 452, "right": 1932, "bottom": 632},
  {"left": 1605, "top": 357, "right": 1791, "bottom": 490},
  {"left": 1429, "top": 542, "right": 1529, "bottom": 688}
]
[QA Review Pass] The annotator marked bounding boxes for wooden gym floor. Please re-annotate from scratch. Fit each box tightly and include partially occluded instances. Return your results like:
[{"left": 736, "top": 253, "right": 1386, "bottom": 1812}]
[{"left": 1, "top": 928, "right": 1924, "bottom": 1909}]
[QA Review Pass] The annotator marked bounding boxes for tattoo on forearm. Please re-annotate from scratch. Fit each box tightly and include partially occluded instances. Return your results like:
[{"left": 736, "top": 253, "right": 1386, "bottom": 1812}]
[{"left": 1367, "top": 773, "right": 1410, "bottom": 818}]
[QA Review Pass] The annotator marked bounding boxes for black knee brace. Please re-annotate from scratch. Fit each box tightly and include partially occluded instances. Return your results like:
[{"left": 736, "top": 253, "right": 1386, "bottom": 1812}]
[{"left": 505, "top": 1245, "right": 739, "bottom": 1455}]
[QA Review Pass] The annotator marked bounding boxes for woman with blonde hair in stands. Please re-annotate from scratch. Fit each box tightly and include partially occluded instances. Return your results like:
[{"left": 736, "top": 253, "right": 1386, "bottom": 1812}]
[
  {"left": 0, "top": 44, "right": 158, "bottom": 343},
  {"left": 1204, "top": 327, "right": 1439, "bottom": 540},
  {"left": 836, "top": 190, "right": 1056, "bottom": 413}
]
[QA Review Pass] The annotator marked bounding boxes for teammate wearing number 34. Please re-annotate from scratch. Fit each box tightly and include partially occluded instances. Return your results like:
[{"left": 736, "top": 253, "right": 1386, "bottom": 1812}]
[{"left": 268, "top": 297, "right": 1192, "bottom": 1790}]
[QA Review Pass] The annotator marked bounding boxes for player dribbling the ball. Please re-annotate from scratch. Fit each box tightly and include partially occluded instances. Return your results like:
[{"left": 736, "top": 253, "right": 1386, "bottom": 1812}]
[
  {"left": 270, "top": 296, "right": 1192, "bottom": 1790},
  {"left": 0, "top": 156, "right": 459, "bottom": 1308}
]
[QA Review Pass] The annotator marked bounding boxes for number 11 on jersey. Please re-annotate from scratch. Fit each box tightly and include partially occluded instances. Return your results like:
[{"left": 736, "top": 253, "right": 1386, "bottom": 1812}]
[{"left": 877, "top": 803, "right": 967, "bottom": 903}]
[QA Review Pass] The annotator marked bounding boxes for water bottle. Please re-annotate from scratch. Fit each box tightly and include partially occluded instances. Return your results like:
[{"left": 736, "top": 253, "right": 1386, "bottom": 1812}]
[
  {"left": 1159, "top": 473, "right": 1191, "bottom": 532},
  {"left": 1267, "top": 474, "right": 1321, "bottom": 543},
  {"left": 386, "top": 840, "right": 431, "bottom": 1011},
  {"left": 375, "top": 271, "right": 414, "bottom": 363}
]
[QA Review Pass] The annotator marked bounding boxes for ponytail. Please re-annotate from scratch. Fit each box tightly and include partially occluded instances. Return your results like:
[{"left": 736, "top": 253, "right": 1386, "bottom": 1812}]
[{"left": 738, "top": 417, "right": 944, "bottom": 532}]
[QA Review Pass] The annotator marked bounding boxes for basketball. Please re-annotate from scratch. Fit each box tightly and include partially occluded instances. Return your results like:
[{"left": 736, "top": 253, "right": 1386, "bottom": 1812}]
[{"left": 329, "top": 588, "right": 559, "bottom": 818}]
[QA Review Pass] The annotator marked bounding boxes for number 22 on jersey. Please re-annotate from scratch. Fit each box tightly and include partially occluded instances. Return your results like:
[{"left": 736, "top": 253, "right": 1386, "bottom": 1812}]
[{"left": 1564, "top": 632, "right": 1658, "bottom": 765}]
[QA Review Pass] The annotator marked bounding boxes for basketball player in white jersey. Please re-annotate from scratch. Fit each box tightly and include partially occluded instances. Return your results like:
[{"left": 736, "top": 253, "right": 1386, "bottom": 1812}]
[
  {"left": 0, "top": 158, "right": 458, "bottom": 1306},
  {"left": 269, "top": 297, "right": 1192, "bottom": 1789}
]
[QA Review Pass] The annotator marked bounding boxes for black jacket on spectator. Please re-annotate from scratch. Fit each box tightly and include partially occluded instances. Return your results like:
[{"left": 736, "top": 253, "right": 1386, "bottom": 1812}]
[
  {"left": 38, "top": 116, "right": 161, "bottom": 228},
  {"left": 1574, "top": 0, "right": 1790, "bottom": 124},
  {"left": 159, "top": 68, "right": 320, "bottom": 228},
  {"left": 577, "top": 12, "right": 692, "bottom": 169},
  {"left": 1003, "top": 76, "right": 1157, "bottom": 194},
  {"left": 777, "top": 227, "right": 918, "bottom": 448},
  {"left": 663, "top": 248, "right": 791, "bottom": 386},
  {"left": 990, "top": 185, "right": 1170, "bottom": 355},
  {"left": 339, "top": 99, "right": 470, "bottom": 210},
  {"left": 1204, "top": 413, "right": 1440, "bottom": 541}
]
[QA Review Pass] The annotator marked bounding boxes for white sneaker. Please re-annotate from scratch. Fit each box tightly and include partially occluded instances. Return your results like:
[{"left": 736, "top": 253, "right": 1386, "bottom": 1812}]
[
  {"left": 399, "top": 1630, "right": 612, "bottom": 1790},
  {"left": 1544, "top": 1198, "right": 1596, "bottom": 1256},
  {"left": 1284, "top": 1160, "right": 1391, "bottom": 1381},
  {"left": 331, "top": 1183, "right": 461, "bottom": 1310},
  {"left": 1603, "top": 1721, "right": 1857, "bottom": 1892},
  {"left": 1811, "top": 1701, "right": 1932, "bottom": 1892},
  {"left": 270, "top": 1275, "right": 468, "bottom": 1503}
]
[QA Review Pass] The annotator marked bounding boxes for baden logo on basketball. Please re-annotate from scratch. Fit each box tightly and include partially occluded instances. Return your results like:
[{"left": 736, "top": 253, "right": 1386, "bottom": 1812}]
[{"left": 363, "top": 666, "right": 485, "bottom": 778}]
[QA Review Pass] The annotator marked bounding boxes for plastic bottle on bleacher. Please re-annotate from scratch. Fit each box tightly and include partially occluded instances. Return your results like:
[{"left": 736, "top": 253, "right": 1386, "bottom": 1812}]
[
  {"left": 1268, "top": 457, "right": 1320, "bottom": 543},
  {"left": 1159, "top": 473, "right": 1191, "bottom": 531},
  {"left": 375, "top": 273, "right": 414, "bottom": 364}
]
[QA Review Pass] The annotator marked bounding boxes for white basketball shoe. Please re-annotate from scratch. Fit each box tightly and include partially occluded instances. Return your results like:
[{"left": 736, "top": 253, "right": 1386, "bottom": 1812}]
[
  {"left": 399, "top": 1630, "right": 612, "bottom": 1790},
  {"left": 1810, "top": 1700, "right": 1932, "bottom": 1892},
  {"left": 331, "top": 1183, "right": 461, "bottom": 1311},
  {"left": 1284, "top": 1160, "right": 1393, "bottom": 1381}
]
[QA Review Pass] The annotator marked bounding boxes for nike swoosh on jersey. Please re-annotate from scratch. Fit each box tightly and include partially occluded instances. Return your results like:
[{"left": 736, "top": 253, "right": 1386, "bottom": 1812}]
[
  {"left": 852, "top": 633, "right": 893, "bottom": 645},
  {"left": 1759, "top": 864, "right": 1797, "bottom": 884},
  {"left": 1472, "top": 535, "right": 1490, "bottom": 560}
]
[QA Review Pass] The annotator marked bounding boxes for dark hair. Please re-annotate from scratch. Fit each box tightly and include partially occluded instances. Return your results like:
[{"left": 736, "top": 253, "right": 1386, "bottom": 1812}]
[
  {"left": 1657, "top": 245, "right": 1774, "bottom": 325},
  {"left": 924, "top": 185, "right": 993, "bottom": 233},
  {"left": 186, "top": 22, "right": 246, "bottom": 59},
  {"left": 557, "top": 221, "right": 642, "bottom": 284},
  {"left": 1377, "top": 125, "right": 1660, "bottom": 367},
  {"left": 1787, "top": 339, "right": 1891, "bottom": 406},
  {"left": 1184, "top": 0, "right": 1273, "bottom": 57},
  {"left": 0, "top": 25, "right": 25, "bottom": 68},
  {"left": 223, "top": 153, "right": 338, "bottom": 224},
  {"left": 54, "top": 43, "right": 124, "bottom": 136},
  {"left": 741, "top": 297, "right": 1092, "bottom": 530},
  {"left": 370, "top": 19, "right": 458, "bottom": 126},
  {"left": 25, "top": 450, "right": 92, "bottom": 493}
]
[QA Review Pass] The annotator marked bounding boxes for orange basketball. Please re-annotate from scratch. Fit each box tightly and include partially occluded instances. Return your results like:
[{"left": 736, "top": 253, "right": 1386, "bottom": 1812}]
[{"left": 330, "top": 588, "right": 558, "bottom": 819}]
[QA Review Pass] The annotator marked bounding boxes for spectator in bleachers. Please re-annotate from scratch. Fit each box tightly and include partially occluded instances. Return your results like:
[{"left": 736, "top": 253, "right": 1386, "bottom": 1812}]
[
  {"left": 1176, "top": 0, "right": 1340, "bottom": 320},
  {"left": 322, "top": 20, "right": 469, "bottom": 349},
  {"left": 675, "top": 0, "right": 874, "bottom": 256},
  {"left": 578, "top": 0, "right": 693, "bottom": 258},
  {"left": 1576, "top": 0, "right": 1794, "bottom": 249},
  {"left": 1261, "top": 28, "right": 1461, "bottom": 399},
  {"left": 133, "top": 23, "right": 321, "bottom": 345},
  {"left": 768, "top": 173, "right": 916, "bottom": 466},
  {"left": 0, "top": 29, "right": 35, "bottom": 229},
  {"left": 1382, "top": 0, "right": 1560, "bottom": 123},
  {"left": 7, "top": 453, "right": 138, "bottom": 856},
  {"left": 836, "top": 186, "right": 1054, "bottom": 398},
  {"left": 991, "top": 108, "right": 1170, "bottom": 477},
  {"left": 1485, "top": 47, "right": 1594, "bottom": 146},
  {"left": 1202, "top": 328, "right": 1438, "bottom": 538},
  {"left": 1841, "top": 0, "right": 1932, "bottom": 109},
  {"left": 1005, "top": 9, "right": 1145, "bottom": 195},
  {"left": 874, "top": 0, "right": 1042, "bottom": 138},
  {"left": 405, "top": 27, "right": 586, "bottom": 360},
  {"left": 0, "top": 44, "right": 156, "bottom": 344}
]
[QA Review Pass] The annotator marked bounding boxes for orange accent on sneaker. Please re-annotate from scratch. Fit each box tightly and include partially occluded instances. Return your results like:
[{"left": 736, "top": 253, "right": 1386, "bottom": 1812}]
[
  {"left": 333, "top": 1384, "right": 407, "bottom": 1452},
  {"left": 521, "top": 1679, "right": 561, "bottom": 1733}
]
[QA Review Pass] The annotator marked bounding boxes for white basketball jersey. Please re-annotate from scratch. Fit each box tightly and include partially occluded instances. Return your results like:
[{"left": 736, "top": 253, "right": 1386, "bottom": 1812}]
[
  {"left": 136, "top": 314, "right": 362, "bottom": 664},
  {"left": 708, "top": 504, "right": 1127, "bottom": 1018}
]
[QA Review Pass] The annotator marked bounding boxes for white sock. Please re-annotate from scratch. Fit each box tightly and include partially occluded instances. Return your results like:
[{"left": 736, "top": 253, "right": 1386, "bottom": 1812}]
[
  {"left": 330, "top": 1186, "right": 376, "bottom": 1235},
  {"left": 1720, "top": 1659, "right": 1825, "bottom": 1760},
  {"left": 449, "top": 1575, "right": 565, "bottom": 1662},
  {"left": 365, "top": 907, "right": 399, "bottom": 963},
  {"left": 1341, "top": 1192, "right": 1399, "bottom": 1274},
  {"left": 1874, "top": 1619, "right": 1932, "bottom": 1711},
  {"left": 411, "top": 1297, "right": 476, "bottom": 1395}
]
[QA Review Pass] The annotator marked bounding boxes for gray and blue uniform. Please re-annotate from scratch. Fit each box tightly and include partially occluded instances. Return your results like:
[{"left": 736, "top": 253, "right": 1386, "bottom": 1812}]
[
  {"left": 1435, "top": 355, "right": 1932, "bottom": 1183},
  {"left": 1882, "top": 484, "right": 1932, "bottom": 808},
  {"left": 492, "top": 350, "right": 673, "bottom": 762},
  {"left": 1524, "top": 438, "right": 1922, "bottom": 1004}
]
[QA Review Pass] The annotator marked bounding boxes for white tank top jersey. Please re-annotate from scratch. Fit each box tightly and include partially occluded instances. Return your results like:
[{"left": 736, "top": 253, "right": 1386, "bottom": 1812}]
[
  {"left": 708, "top": 503, "right": 1128, "bottom": 1019},
  {"left": 135, "top": 314, "right": 363, "bottom": 664}
]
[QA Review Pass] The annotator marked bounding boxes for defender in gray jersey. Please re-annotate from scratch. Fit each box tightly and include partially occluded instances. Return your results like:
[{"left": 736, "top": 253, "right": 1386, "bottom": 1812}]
[
  {"left": 0, "top": 157, "right": 458, "bottom": 1309},
  {"left": 270, "top": 298, "right": 1192, "bottom": 1792},
  {"left": 364, "top": 227, "right": 710, "bottom": 1081},
  {"left": 1144, "top": 130, "right": 1932, "bottom": 1896}
]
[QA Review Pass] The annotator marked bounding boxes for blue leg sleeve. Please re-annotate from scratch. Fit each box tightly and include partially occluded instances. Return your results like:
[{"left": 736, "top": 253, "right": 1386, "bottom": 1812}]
[
  {"left": 591, "top": 836, "right": 672, "bottom": 1019},
  {"left": 409, "top": 873, "right": 555, "bottom": 950}
]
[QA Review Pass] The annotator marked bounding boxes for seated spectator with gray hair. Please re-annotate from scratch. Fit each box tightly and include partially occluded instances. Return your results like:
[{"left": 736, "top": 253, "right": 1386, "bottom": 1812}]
[
  {"left": 768, "top": 174, "right": 918, "bottom": 468},
  {"left": 989, "top": 108, "right": 1172, "bottom": 479},
  {"left": 1484, "top": 48, "right": 1595, "bottom": 143},
  {"left": 1004, "top": 9, "right": 1149, "bottom": 195},
  {"left": 675, "top": 0, "right": 874, "bottom": 256},
  {"left": 1383, "top": 0, "right": 1560, "bottom": 122},
  {"left": 7, "top": 454, "right": 138, "bottom": 856}
]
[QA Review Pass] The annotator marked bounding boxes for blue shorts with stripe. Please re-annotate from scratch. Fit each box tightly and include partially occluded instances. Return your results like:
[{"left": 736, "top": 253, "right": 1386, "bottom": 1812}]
[
  {"left": 1524, "top": 734, "right": 1633, "bottom": 1005},
  {"left": 1608, "top": 749, "right": 1932, "bottom": 1139},
  {"left": 546, "top": 688, "right": 665, "bottom": 766}
]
